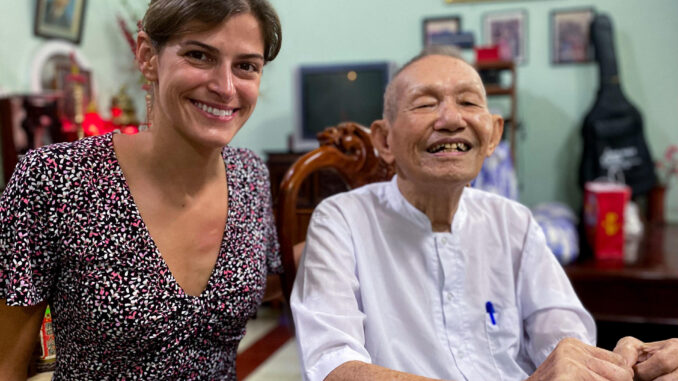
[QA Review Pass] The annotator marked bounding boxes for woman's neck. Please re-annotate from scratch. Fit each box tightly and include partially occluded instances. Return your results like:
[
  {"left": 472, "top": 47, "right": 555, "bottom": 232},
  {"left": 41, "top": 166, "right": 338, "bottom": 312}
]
[{"left": 115, "top": 125, "right": 226, "bottom": 202}]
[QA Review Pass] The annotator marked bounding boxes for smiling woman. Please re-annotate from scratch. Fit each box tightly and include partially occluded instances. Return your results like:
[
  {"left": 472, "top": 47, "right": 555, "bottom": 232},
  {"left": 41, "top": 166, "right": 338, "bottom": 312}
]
[
  {"left": 0, "top": 1, "right": 283, "bottom": 380},
  {"left": 137, "top": 13, "right": 266, "bottom": 149}
]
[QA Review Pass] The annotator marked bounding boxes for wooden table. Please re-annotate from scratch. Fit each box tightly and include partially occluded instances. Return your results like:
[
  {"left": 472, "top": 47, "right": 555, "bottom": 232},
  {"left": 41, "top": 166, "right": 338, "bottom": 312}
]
[{"left": 565, "top": 224, "right": 678, "bottom": 348}]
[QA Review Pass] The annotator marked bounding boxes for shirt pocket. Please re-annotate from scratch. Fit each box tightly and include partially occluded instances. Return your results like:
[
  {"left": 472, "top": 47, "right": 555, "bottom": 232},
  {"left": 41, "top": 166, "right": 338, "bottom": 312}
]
[{"left": 484, "top": 305, "right": 522, "bottom": 364}]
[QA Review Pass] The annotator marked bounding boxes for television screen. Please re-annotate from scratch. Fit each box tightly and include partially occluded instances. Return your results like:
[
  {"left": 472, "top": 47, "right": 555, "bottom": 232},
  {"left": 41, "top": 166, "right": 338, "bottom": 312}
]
[{"left": 294, "top": 62, "right": 392, "bottom": 151}]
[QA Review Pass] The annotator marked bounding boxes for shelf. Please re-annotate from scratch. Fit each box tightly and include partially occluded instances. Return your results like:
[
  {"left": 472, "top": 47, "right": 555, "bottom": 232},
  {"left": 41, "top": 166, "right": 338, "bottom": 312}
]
[
  {"left": 485, "top": 86, "right": 513, "bottom": 96},
  {"left": 475, "top": 60, "right": 515, "bottom": 71},
  {"left": 475, "top": 60, "right": 518, "bottom": 163}
]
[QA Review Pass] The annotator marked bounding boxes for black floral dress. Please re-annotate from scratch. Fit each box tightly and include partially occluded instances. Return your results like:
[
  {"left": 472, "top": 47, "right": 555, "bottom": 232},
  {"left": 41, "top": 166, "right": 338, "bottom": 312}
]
[{"left": 0, "top": 133, "right": 281, "bottom": 380}]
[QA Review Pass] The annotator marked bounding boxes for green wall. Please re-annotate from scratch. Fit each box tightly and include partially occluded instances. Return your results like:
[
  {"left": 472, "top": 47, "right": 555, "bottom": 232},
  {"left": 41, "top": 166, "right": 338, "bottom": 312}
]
[{"left": 1, "top": 0, "right": 677, "bottom": 222}]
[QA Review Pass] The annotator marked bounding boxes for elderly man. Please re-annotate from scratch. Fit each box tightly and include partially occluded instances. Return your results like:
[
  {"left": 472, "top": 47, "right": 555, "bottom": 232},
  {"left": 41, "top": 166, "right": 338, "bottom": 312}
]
[{"left": 290, "top": 46, "right": 678, "bottom": 381}]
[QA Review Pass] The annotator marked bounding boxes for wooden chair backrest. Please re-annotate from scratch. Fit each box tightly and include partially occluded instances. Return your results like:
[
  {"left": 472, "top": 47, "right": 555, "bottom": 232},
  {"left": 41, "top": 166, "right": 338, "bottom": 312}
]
[{"left": 276, "top": 122, "right": 395, "bottom": 302}]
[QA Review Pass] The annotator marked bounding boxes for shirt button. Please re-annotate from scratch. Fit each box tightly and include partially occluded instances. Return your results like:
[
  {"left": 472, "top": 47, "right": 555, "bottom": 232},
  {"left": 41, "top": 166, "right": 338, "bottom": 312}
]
[
  {"left": 446, "top": 292, "right": 453, "bottom": 301},
  {"left": 441, "top": 237, "right": 447, "bottom": 245}
]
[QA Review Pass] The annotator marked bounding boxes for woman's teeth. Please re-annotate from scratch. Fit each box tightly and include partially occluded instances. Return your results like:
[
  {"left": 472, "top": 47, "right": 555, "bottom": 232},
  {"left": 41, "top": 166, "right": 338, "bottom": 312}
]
[{"left": 194, "top": 101, "right": 233, "bottom": 117}]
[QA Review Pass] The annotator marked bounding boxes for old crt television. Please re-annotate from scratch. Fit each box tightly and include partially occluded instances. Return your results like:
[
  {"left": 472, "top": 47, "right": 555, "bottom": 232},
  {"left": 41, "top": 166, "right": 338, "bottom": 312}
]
[{"left": 292, "top": 62, "right": 393, "bottom": 152}]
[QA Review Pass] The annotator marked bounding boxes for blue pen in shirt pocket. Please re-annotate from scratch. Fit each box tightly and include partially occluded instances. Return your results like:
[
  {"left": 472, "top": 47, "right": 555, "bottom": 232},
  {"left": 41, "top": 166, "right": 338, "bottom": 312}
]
[
  {"left": 484, "top": 301, "right": 522, "bottom": 367},
  {"left": 486, "top": 301, "right": 496, "bottom": 325}
]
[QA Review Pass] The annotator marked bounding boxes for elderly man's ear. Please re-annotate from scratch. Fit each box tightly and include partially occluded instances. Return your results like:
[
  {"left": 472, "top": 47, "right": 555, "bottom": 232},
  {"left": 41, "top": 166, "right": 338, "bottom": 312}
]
[
  {"left": 486, "top": 114, "right": 505, "bottom": 157},
  {"left": 371, "top": 119, "right": 395, "bottom": 165},
  {"left": 136, "top": 31, "right": 158, "bottom": 82}
]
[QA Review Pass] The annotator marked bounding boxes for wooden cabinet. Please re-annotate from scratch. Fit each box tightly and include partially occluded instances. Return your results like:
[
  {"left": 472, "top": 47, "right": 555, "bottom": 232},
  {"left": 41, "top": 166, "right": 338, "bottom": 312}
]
[
  {"left": 565, "top": 224, "right": 678, "bottom": 349},
  {"left": 475, "top": 61, "right": 518, "bottom": 161},
  {"left": 0, "top": 95, "right": 75, "bottom": 189}
]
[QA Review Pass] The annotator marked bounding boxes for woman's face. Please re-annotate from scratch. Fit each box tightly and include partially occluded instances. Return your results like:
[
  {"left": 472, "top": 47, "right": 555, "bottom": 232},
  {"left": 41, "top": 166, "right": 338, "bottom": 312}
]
[{"left": 148, "top": 13, "right": 265, "bottom": 149}]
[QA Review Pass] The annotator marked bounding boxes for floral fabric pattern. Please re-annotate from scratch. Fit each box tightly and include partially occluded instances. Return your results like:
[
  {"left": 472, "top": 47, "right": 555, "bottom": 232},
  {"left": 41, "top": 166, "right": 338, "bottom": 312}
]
[{"left": 0, "top": 133, "right": 281, "bottom": 380}]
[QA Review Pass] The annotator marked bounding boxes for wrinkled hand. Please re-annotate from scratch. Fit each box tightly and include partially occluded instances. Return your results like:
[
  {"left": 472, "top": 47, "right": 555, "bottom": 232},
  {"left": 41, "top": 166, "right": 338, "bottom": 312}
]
[
  {"left": 614, "top": 336, "right": 678, "bottom": 381},
  {"left": 528, "top": 337, "right": 634, "bottom": 381}
]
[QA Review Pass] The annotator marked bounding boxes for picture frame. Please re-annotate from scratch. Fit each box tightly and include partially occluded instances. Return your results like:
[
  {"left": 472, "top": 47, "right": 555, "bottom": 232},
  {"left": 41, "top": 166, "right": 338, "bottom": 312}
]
[
  {"left": 482, "top": 10, "right": 527, "bottom": 64},
  {"left": 422, "top": 16, "right": 462, "bottom": 47},
  {"left": 551, "top": 8, "right": 595, "bottom": 64},
  {"left": 34, "top": 0, "right": 88, "bottom": 44},
  {"left": 445, "top": 0, "right": 539, "bottom": 3}
]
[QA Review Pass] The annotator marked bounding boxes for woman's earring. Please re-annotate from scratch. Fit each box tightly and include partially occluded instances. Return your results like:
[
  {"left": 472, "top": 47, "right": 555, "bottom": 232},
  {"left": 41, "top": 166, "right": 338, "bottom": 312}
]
[{"left": 141, "top": 81, "right": 152, "bottom": 131}]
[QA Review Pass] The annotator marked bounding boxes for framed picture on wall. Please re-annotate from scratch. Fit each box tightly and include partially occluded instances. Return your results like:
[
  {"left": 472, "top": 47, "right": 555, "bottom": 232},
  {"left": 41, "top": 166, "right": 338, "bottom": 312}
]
[
  {"left": 446, "top": 0, "right": 539, "bottom": 2},
  {"left": 422, "top": 16, "right": 462, "bottom": 47},
  {"left": 482, "top": 10, "right": 527, "bottom": 64},
  {"left": 34, "top": 0, "right": 88, "bottom": 44},
  {"left": 551, "top": 8, "right": 595, "bottom": 64}
]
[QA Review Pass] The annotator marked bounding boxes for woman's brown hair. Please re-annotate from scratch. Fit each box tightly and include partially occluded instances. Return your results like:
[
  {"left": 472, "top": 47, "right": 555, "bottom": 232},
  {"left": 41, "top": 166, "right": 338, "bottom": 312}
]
[{"left": 142, "top": 0, "right": 282, "bottom": 62}]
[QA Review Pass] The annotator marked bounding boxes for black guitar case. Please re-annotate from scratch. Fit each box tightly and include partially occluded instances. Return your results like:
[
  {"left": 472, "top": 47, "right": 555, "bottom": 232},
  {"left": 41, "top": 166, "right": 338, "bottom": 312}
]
[{"left": 578, "top": 14, "right": 656, "bottom": 196}]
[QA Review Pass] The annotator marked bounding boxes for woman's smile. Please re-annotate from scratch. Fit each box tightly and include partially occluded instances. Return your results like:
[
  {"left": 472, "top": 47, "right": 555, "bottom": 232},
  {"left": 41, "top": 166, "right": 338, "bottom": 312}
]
[{"left": 190, "top": 99, "right": 238, "bottom": 121}]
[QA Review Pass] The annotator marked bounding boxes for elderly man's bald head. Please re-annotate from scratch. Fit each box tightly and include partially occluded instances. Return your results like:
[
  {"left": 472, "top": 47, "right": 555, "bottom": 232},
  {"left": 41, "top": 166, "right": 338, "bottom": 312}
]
[{"left": 383, "top": 46, "right": 483, "bottom": 122}]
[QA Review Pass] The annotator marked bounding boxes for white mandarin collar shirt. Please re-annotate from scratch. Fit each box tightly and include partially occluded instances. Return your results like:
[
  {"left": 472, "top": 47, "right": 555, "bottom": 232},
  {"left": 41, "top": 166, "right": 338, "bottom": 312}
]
[{"left": 291, "top": 176, "right": 595, "bottom": 381}]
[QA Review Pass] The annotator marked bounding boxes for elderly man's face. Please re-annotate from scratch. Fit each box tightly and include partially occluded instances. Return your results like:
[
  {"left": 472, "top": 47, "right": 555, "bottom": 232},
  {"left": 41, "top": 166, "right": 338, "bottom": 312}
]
[{"left": 381, "top": 55, "right": 503, "bottom": 188}]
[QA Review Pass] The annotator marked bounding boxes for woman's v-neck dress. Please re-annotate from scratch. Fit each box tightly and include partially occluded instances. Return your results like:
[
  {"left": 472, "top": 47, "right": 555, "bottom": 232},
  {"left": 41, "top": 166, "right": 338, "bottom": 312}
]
[{"left": 0, "top": 133, "right": 281, "bottom": 380}]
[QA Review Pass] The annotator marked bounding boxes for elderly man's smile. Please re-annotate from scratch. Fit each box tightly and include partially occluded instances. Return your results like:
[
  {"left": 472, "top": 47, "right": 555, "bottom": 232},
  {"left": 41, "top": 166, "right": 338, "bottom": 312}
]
[{"left": 426, "top": 141, "right": 471, "bottom": 154}]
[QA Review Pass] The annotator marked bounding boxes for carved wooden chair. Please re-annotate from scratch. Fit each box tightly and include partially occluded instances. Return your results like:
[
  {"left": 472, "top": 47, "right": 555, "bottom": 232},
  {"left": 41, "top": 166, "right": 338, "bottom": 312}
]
[{"left": 276, "top": 122, "right": 395, "bottom": 302}]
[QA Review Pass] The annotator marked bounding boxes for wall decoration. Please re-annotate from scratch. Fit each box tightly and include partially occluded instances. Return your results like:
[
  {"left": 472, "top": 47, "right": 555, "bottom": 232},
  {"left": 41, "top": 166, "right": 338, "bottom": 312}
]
[
  {"left": 422, "top": 16, "right": 463, "bottom": 47},
  {"left": 551, "top": 8, "right": 595, "bottom": 64},
  {"left": 483, "top": 10, "right": 527, "bottom": 64},
  {"left": 30, "top": 41, "right": 93, "bottom": 93},
  {"left": 34, "top": 0, "right": 88, "bottom": 44}
]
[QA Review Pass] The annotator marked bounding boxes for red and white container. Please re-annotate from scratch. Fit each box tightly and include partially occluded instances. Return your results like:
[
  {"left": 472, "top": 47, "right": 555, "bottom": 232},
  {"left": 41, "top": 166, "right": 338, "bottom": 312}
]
[{"left": 583, "top": 182, "right": 631, "bottom": 261}]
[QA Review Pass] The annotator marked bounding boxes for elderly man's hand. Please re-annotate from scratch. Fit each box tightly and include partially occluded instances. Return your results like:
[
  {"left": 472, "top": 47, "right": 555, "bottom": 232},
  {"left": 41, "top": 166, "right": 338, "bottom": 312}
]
[
  {"left": 614, "top": 336, "right": 678, "bottom": 380},
  {"left": 528, "top": 337, "right": 633, "bottom": 381}
]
